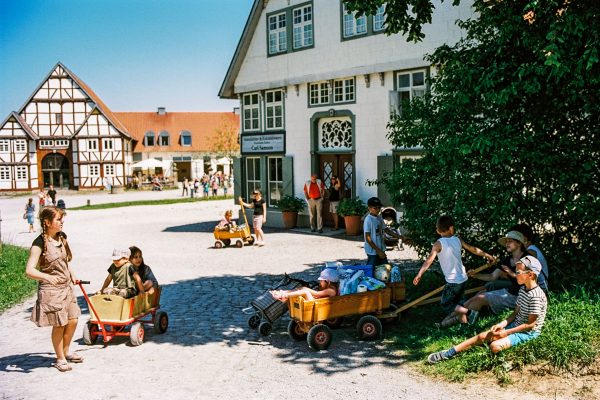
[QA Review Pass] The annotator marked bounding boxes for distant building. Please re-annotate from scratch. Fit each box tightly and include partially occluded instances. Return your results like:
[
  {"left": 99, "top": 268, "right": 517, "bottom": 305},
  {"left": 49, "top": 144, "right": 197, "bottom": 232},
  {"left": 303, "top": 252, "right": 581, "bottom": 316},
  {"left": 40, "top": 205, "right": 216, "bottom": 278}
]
[
  {"left": 219, "top": 0, "right": 470, "bottom": 226},
  {"left": 0, "top": 62, "right": 239, "bottom": 191}
]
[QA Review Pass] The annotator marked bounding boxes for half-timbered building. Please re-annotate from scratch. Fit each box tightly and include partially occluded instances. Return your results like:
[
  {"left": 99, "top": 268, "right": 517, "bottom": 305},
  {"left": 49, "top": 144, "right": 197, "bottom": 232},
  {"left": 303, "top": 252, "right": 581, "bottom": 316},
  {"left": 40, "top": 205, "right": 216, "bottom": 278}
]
[{"left": 0, "top": 62, "right": 133, "bottom": 191}]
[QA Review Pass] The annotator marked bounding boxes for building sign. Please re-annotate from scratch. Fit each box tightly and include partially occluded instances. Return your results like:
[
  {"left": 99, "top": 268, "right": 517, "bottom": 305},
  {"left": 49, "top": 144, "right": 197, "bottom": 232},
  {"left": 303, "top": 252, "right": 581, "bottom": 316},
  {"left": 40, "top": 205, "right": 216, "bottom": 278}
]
[{"left": 241, "top": 133, "right": 285, "bottom": 154}]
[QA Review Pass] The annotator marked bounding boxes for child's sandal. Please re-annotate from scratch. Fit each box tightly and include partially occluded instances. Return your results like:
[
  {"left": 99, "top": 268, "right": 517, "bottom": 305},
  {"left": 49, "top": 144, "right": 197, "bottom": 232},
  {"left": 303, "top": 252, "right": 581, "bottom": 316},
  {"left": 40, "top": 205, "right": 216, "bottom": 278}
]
[
  {"left": 66, "top": 353, "right": 84, "bottom": 363},
  {"left": 52, "top": 360, "right": 72, "bottom": 372}
]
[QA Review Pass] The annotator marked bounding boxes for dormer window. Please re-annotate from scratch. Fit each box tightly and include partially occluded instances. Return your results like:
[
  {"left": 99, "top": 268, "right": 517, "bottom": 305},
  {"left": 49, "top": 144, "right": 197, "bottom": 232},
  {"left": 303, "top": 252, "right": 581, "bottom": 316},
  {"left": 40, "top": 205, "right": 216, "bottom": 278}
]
[
  {"left": 144, "top": 131, "right": 155, "bottom": 146},
  {"left": 158, "top": 131, "right": 170, "bottom": 146},
  {"left": 180, "top": 131, "right": 192, "bottom": 146}
]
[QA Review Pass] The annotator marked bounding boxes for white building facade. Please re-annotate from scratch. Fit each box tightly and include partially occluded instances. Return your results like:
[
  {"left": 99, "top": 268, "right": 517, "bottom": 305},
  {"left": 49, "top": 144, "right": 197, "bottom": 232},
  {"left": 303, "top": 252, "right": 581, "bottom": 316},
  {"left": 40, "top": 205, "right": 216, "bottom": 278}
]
[{"left": 220, "top": 0, "right": 471, "bottom": 227}]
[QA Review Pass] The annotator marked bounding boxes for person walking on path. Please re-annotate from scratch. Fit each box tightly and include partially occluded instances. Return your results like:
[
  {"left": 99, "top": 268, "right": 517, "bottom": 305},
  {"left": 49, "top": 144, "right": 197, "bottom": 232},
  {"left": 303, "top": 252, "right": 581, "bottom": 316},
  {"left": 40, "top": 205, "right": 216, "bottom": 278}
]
[
  {"left": 328, "top": 175, "right": 342, "bottom": 230},
  {"left": 182, "top": 178, "right": 189, "bottom": 197},
  {"left": 47, "top": 185, "right": 57, "bottom": 206},
  {"left": 24, "top": 206, "right": 82, "bottom": 372},
  {"left": 24, "top": 198, "right": 36, "bottom": 233},
  {"left": 303, "top": 173, "right": 324, "bottom": 233},
  {"left": 239, "top": 190, "right": 267, "bottom": 246},
  {"left": 38, "top": 188, "right": 47, "bottom": 209}
]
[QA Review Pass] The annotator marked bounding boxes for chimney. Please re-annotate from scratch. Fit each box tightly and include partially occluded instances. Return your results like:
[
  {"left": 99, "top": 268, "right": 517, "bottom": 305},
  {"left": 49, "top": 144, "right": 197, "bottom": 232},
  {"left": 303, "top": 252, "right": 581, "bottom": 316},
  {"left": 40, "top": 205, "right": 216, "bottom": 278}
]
[{"left": 157, "top": 107, "right": 166, "bottom": 115}]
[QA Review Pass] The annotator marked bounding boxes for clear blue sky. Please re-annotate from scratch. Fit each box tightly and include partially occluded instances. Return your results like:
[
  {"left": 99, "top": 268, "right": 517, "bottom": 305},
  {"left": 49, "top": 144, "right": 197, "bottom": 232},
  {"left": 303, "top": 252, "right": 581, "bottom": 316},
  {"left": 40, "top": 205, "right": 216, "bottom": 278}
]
[{"left": 0, "top": 0, "right": 254, "bottom": 118}]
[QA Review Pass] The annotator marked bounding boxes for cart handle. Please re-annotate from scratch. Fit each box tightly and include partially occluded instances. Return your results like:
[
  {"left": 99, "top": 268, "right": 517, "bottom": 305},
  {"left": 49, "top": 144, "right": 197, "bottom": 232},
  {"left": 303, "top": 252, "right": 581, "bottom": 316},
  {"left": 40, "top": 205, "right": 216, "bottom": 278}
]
[
  {"left": 239, "top": 198, "right": 250, "bottom": 227},
  {"left": 77, "top": 280, "right": 90, "bottom": 285}
]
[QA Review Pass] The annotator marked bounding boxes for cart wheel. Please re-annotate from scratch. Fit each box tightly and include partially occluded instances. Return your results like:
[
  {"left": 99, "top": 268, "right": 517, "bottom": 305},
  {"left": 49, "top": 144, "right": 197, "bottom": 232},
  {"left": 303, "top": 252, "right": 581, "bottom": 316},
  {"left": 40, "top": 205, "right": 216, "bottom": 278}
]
[
  {"left": 258, "top": 321, "right": 272, "bottom": 336},
  {"left": 381, "top": 304, "right": 401, "bottom": 325},
  {"left": 214, "top": 241, "right": 223, "bottom": 249},
  {"left": 324, "top": 317, "right": 343, "bottom": 328},
  {"left": 222, "top": 239, "right": 231, "bottom": 246},
  {"left": 356, "top": 315, "right": 383, "bottom": 341},
  {"left": 130, "top": 322, "right": 145, "bottom": 346},
  {"left": 82, "top": 320, "right": 98, "bottom": 345},
  {"left": 307, "top": 324, "right": 333, "bottom": 351},
  {"left": 287, "top": 320, "right": 307, "bottom": 341},
  {"left": 153, "top": 311, "right": 169, "bottom": 334},
  {"left": 236, "top": 240, "right": 244, "bottom": 248},
  {"left": 247, "top": 236, "right": 255, "bottom": 245},
  {"left": 247, "top": 314, "right": 261, "bottom": 330}
]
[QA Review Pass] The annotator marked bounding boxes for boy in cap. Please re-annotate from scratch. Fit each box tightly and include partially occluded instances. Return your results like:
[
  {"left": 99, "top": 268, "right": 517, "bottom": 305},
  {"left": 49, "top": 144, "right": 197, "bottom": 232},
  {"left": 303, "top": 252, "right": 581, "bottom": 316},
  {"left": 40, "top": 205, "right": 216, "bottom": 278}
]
[
  {"left": 364, "top": 197, "right": 389, "bottom": 266},
  {"left": 427, "top": 255, "right": 547, "bottom": 363},
  {"left": 97, "top": 248, "right": 137, "bottom": 298},
  {"left": 270, "top": 269, "right": 339, "bottom": 302}
]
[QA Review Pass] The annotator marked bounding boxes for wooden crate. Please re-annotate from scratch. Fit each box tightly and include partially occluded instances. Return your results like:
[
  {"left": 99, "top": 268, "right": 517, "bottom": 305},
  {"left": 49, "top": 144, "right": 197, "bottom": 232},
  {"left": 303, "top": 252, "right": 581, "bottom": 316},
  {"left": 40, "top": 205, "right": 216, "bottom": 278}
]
[
  {"left": 89, "top": 291, "right": 158, "bottom": 322},
  {"left": 386, "top": 280, "right": 406, "bottom": 303},
  {"left": 289, "top": 288, "right": 391, "bottom": 323}
]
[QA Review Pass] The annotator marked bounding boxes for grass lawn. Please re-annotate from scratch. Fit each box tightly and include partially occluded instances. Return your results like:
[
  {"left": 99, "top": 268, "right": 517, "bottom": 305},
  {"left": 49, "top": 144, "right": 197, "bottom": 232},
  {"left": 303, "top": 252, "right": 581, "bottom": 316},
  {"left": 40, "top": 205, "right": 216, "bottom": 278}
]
[
  {"left": 390, "top": 270, "right": 600, "bottom": 383},
  {"left": 69, "top": 194, "right": 234, "bottom": 210},
  {"left": 0, "top": 244, "right": 37, "bottom": 313}
]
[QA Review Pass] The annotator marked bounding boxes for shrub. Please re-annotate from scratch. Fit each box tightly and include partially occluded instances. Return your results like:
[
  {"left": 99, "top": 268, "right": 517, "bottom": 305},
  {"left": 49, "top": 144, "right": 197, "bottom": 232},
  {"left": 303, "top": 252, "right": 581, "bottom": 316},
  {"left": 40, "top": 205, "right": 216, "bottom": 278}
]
[
  {"left": 337, "top": 197, "right": 368, "bottom": 217},
  {"left": 275, "top": 195, "right": 305, "bottom": 212}
]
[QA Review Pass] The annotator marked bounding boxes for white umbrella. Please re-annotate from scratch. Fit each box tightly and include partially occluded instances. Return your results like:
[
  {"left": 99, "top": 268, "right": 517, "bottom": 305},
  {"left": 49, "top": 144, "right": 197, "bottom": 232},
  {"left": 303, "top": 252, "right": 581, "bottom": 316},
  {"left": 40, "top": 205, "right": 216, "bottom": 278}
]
[{"left": 132, "top": 158, "right": 165, "bottom": 169}]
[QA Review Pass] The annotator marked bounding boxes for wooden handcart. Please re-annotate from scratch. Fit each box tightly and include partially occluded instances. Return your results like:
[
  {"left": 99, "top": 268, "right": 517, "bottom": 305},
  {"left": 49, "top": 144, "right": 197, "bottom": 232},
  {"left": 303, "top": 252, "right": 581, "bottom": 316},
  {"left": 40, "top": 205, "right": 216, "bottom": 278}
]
[{"left": 213, "top": 199, "right": 255, "bottom": 248}]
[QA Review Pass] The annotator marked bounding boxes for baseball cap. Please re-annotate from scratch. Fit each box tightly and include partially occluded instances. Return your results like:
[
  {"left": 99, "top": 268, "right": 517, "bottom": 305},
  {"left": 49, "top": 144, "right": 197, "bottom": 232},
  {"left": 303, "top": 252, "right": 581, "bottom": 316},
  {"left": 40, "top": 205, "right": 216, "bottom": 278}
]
[
  {"left": 367, "top": 197, "right": 383, "bottom": 208},
  {"left": 517, "top": 255, "right": 542, "bottom": 276},
  {"left": 319, "top": 269, "right": 340, "bottom": 282},
  {"left": 498, "top": 230, "right": 526, "bottom": 247},
  {"left": 112, "top": 248, "right": 131, "bottom": 261}
]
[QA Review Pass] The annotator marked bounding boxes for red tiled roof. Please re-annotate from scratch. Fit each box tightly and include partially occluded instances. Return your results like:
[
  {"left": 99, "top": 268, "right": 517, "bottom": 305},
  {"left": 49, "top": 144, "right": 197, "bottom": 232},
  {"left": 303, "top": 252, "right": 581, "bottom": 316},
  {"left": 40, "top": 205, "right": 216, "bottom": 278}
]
[{"left": 113, "top": 112, "right": 239, "bottom": 153}]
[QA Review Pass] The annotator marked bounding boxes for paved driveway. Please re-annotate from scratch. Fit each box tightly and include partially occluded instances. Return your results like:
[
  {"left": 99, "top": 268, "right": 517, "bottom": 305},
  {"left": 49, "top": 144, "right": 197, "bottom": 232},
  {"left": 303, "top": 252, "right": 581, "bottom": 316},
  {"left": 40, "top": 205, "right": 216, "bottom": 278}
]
[{"left": 0, "top": 192, "right": 547, "bottom": 399}]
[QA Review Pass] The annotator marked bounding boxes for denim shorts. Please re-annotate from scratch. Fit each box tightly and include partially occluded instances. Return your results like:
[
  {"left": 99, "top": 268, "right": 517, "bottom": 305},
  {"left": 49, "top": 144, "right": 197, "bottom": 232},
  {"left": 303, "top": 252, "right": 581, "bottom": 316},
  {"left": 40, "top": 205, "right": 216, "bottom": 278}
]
[
  {"left": 485, "top": 288, "right": 518, "bottom": 314},
  {"left": 440, "top": 281, "right": 466, "bottom": 315},
  {"left": 506, "top": 322, "right": 540, "bottom": 347}
]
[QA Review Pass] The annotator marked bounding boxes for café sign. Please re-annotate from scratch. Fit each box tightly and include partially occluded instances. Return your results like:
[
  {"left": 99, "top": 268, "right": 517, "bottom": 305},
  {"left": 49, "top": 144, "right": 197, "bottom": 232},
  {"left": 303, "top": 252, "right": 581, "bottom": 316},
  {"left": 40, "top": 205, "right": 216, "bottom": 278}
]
[{"left": 241, "top": 133, "right": 285, "bottom": 154}]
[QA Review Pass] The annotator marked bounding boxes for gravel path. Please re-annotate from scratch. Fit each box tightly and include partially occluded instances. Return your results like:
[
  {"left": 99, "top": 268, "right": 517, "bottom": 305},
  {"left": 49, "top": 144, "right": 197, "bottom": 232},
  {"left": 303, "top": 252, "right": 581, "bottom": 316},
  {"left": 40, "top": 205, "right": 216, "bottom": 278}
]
[{"left": 0, "top": 191, "right": 551, "bottom": 399}]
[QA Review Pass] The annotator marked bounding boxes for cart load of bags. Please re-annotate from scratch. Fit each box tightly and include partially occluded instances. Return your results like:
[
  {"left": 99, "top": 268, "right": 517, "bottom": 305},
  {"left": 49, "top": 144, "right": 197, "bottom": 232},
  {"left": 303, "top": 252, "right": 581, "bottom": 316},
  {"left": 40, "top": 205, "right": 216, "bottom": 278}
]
[{"left": 324, "top": 262, "right": 402, "bottom": 296}]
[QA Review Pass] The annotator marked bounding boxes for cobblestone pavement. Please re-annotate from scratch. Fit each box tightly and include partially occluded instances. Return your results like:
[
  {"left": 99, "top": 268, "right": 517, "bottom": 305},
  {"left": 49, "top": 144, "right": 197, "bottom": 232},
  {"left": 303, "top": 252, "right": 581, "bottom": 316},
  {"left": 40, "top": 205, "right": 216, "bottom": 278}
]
[{"left": 0, "top": 193, "right": 550, "bottom": 399}]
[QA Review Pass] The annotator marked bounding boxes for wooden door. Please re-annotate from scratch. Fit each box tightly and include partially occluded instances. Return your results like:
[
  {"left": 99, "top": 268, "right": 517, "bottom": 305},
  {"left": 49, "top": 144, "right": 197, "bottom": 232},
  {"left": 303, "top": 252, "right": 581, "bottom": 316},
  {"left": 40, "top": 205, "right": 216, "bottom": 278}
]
[{"left": 318, "top": 153, "right": 353, "bottom": 227}]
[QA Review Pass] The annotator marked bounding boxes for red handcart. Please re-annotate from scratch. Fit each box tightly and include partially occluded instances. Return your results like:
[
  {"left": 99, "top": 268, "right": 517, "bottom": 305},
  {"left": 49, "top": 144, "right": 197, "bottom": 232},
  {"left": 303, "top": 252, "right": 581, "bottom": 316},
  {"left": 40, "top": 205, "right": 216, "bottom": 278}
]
[{"left": 78, "top": 281, "right": 169, "bottom": 346}]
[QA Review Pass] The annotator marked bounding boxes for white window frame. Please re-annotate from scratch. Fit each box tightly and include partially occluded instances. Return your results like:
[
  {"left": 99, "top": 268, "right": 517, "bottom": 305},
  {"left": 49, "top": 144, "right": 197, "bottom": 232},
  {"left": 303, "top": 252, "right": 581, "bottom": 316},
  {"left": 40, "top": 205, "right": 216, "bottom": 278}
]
[
  {"left": 102, "top": 138, "right": 114, "bottom": 150},
  {"left": 342, "top": 5, "right": 367, "bottom": 38},
  {"left": 0, "top": 166, "right": 11, "bottom": 180},
  {"left": 180, "top": 131, "right": 192, "bottom": 146},
  {"left": 16, "top": 166, "right": 28, "bottom": 180},
  {"left": 55, "top": 139, "right": 69, "bottom": 148},
  {"left": 309, "top": 81, "right": 330, "bottom": 106},
  {"left": 243, "top": 93, "right": 260, "bottom": 132},
  {"left": 246, "top": 157, "right": 261, "bottom": 197},
  {"left": 0, "top": 140, "right": 9, "bottom": 152},
  {"left": 265, "top": 90, "right": 284, "bottom": 130},
  {"left": 144, "top": 132, "right": 155, "bottom": 146},
  {"left": 14, "top": 140, "right": 27, "bottom": 153},
  {"left": 333, "top": 78, "right": 355, "bottom": 103},
  {"left": 103, "top": 164, "right": 115, "bottom": 176},
  {"left": 87, "top": 139, "right": 98, "bottom": 151},
  {"left": 40, "top": 139, "right": 53, "bottom": 148},
  {"left": 267, "top": 157, "right": 283, "bottom": 207},
  {"left": 292, "top": 5, "right": 313, "bottom": 49},
  {"left": 89, "top": 164, "right": 100, "bottom": 177},
  {"left": 268, "top": 12, "right": 287, "bottom": 55},
  {"left": 158, "top": 131, "right": 170, "bottom": 146},
  {"left": 373, "top": 5, "right": 386, "bottom": 32},
  {"left": 397, "top": 69, "right": 427, "bottom": 101}
]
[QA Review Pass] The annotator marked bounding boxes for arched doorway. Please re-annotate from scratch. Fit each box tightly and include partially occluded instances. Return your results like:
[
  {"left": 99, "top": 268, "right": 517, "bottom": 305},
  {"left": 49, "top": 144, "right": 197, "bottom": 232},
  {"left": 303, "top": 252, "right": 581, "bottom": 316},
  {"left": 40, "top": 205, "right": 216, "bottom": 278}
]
[{"left": 42, "top": 153, "right": 70, "bottom": 188}]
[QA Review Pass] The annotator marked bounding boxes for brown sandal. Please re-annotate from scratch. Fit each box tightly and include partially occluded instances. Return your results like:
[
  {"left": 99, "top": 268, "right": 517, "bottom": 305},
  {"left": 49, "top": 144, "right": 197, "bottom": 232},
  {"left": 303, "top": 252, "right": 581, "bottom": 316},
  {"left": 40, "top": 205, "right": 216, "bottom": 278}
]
[
  {"left": 66, "top": 353, "right": 84, "bottom": 363},
  {"left": 52, "top": 360, "right": 72, "bottom": 372}
]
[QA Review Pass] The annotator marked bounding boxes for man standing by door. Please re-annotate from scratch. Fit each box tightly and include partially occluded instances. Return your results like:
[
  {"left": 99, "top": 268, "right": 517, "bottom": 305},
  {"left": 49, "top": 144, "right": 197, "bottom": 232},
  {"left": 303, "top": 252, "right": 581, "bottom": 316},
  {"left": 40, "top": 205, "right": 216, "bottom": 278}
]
[{"left": 304, "top": 173, "right": 324, "bottom": 233}]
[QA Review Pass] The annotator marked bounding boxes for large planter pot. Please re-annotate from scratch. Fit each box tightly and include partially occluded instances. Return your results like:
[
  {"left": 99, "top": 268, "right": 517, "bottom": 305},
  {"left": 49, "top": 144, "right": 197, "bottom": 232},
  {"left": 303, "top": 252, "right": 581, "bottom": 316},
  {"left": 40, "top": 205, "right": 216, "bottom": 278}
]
[
  {"left": 281, "top": 211, "right": 298, "bottom": 229},
  {"left": 344, "top": 215, "right": 362, "bottom": 236}
]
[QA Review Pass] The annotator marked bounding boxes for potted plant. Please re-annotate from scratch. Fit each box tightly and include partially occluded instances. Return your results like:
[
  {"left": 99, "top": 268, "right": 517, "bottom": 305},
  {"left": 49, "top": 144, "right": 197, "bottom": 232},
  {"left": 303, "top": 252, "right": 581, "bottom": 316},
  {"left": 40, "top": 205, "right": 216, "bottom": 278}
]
[
  {"left": 336, "top": 197, "right": 368, "bottom": 236},
  {"left": 275, "top": 195, "right": 306, "bottom": 228}
]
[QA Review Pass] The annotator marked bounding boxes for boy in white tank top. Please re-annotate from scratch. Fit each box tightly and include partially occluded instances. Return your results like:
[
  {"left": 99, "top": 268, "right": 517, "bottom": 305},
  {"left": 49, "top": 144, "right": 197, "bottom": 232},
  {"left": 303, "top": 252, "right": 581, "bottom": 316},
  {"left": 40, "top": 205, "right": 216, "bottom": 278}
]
[{"left": 413, "top": 216, "right": 495, "bottom": 327}]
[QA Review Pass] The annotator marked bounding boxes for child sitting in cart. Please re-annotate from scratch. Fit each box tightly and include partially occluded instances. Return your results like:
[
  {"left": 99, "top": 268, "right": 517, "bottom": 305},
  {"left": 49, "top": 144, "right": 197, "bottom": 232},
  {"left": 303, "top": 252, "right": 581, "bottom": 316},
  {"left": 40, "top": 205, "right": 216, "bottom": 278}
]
[
  {"left": 216, "top": 210, "right": 237, "bottom": 231},
  {"left": 129, "top": 246, "right": 159, "bottom": 295},
  {"left": 270, "top": 269, "right": 339, "bottom": 302},
  {"left": 97, "top": 248, "right": 137, "bottom": 298}
]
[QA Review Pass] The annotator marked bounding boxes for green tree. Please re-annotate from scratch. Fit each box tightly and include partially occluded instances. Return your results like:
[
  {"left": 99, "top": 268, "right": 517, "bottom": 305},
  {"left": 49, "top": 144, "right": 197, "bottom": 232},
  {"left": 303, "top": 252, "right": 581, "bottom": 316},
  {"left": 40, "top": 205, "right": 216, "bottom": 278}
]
[{"left": 345, "top": 0, "right": 600, "bottom": 286}]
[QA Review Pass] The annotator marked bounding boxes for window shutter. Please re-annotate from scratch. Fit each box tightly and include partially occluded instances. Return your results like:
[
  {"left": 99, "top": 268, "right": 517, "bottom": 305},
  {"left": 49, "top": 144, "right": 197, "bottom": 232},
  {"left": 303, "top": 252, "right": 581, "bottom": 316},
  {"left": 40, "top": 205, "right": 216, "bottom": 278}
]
[
  {"left": 377, "top": 155, "right": 393, "bottom": 206},
  {"left": 282, "top": 156, "right": 294, "bottom": 197},
  {"left": 233, "top": 157, "right": 242, "bottom": 198}
]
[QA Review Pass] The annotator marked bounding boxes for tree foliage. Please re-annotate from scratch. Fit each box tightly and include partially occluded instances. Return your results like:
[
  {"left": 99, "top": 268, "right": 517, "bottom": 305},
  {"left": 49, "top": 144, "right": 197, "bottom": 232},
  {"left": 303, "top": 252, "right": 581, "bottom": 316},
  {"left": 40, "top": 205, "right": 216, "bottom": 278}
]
[
  {"left": 346, "top": 0, "right": 600, "bottom": 286},
  {"left": 210, "top": 116, "right": 240, "bottom": 164}
]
